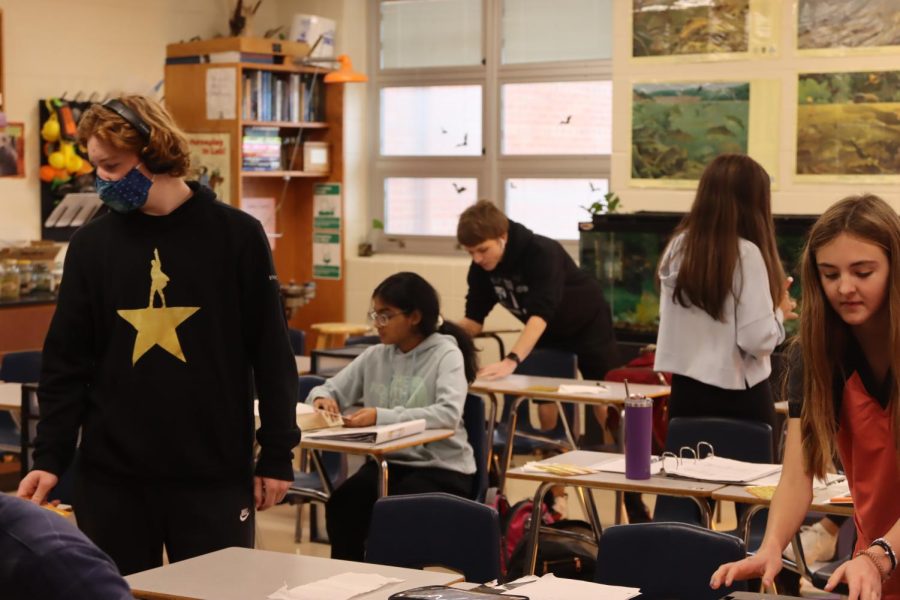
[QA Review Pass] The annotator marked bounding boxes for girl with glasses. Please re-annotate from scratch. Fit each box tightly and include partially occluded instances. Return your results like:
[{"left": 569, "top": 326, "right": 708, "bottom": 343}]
[{"left": 307, "top": 272, "right": 479, "bottom": 561}]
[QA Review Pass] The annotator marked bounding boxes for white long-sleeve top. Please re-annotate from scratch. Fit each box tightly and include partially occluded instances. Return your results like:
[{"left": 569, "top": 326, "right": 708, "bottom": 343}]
[{"left": 654, "top": 233, "right": 785, "bottom": 390}]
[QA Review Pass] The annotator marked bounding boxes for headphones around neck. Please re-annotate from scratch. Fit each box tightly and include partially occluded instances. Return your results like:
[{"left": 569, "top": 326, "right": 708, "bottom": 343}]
[{"left": 101, "top": 99, "right": 151, "bottom": 143}]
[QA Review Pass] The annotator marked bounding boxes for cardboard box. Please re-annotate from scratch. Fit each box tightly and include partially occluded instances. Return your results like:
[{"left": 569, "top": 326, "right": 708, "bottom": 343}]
[{"left": 303, "top": 142, "right": 330, "bottom": 174}]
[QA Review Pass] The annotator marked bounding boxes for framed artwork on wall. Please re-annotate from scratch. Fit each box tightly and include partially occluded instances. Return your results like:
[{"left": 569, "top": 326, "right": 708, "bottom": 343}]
[
  {"left": 796, "top": 70, "right": 900, "bottom": 181},
  {"left": 798, "top": 0, "right": 900, "bottom": 56},
  {"left": 0, "top": 122, "right": 24, "bottom": 177},
  {"left": 631, "top": 0, "right": 779, "bottom": 62},
  {"left": 629, "top": 80, "right": 779, "bottom": 188}
]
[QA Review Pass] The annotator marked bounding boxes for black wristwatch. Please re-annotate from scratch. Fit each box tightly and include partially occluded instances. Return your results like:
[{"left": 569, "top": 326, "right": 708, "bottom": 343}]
[{"left": 505, "top": 352, "right": 522, "bottom": 365}]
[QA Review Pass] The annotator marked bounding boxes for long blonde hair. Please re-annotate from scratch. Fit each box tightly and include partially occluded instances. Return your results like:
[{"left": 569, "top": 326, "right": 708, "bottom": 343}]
[{"left": 798, "top": 194, "right": 900, "bottom": 478}]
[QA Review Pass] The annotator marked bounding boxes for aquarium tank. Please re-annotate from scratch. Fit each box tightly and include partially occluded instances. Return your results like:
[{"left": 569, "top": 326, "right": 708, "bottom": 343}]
[{"left": 579, "top": 212, "right": 817, "bottom": 343}]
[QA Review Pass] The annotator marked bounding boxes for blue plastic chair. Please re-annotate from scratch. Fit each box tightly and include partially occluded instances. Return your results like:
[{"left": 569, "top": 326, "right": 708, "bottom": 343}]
[
  {"left": 366, "top": 492, "right": 501, "bottom": 583},
  {"left": 463, "top": 393, "right": 488, "bottom": 502},
  {"left": 287, "top": 375, "right": 346, "bottom": 542},
  {"left": 287, "top": 328, "right": 306, "bottom": 356},
  {"left": 0, "top": 351, "right": 41, "bottom": 453},
  {"left": 653, "top": 417, "right": 773, "bottom": 550},
  {"left": 492, "top": 348, "right": 578, "bottom": 458},
  {"left": 595, "top": 522, "right": 747, "bottom": 600}
]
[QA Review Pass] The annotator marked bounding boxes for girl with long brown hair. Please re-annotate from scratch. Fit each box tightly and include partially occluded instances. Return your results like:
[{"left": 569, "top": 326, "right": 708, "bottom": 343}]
[
  {"left": 712, "top": 194, "right": 900, "bottom": 598},
  {"left": 654, "top": 154, "right": 796, "bottom": 429}
]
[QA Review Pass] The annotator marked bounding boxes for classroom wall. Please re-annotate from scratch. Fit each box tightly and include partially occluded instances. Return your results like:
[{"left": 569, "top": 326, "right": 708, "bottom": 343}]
[
  {"left": 343, "top": 0, "right": 900, "bottom": 341},
  {"left": 0, "top": 0, "right": 329, "bottom": 243},
  {"left": 3, "top": 1, "right": 897, "bottom": 342},
  {"left": 611, "top": 0, "right": 900, "bottom": 215}
]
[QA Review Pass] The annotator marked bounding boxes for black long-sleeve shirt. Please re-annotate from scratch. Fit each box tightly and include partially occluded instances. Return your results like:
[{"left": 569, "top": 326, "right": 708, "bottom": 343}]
[
  {"left": 33, "top": 182, "right": 300, "bottom": 483},
  {"left": 464, "top": 220, "right": 613, "bottom": 344}
]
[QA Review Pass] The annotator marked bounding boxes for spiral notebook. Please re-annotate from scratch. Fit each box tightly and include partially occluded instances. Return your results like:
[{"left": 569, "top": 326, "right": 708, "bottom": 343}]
[{"left": 597, "top": 454, "right": 781, "bottom": 484}]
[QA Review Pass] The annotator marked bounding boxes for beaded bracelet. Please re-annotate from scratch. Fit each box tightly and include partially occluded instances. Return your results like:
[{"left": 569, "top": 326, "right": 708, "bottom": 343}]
[
  {"left": 871, "top": 538, "right": 897, "bottom": 573},
  {"left": 856, "top": 548, "right": 890, "bottom": 581}
]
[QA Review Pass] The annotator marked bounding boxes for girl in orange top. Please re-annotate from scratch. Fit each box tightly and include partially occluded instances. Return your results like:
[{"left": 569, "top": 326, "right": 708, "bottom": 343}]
[{"left": 712, "top": 194, "right": 900, "bottom": 600}]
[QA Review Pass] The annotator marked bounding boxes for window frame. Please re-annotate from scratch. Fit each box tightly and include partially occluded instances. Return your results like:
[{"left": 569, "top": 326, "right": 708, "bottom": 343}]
[{"left": 368, "top": 0, "right": 613, "bottom": 255}]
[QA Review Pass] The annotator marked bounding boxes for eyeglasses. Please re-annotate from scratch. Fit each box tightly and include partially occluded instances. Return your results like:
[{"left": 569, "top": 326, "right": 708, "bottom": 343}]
[{"left": 367, "top": 310, "right": 405, "bottom": 327}]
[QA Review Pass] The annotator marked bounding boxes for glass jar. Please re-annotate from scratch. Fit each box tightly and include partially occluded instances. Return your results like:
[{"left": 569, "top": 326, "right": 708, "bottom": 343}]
[
  {"left": 51, "top": 262, "right": 64, "bottom": 293},
  {"left": 0, "top": 260, "right": 21, "bottom": 301},
  {"left": 18, "top": 260, "right": 34, "bottom": 296},
  {"left": 32, "top": 262, "right": 54, "bottom": 294}
]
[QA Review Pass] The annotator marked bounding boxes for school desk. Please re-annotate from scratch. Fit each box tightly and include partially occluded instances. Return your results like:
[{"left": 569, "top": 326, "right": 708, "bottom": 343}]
[
  {"left": 126, "top": 547, "right": 461, "bottom": 600},
  {"left": 506, "top": 449, "right": 723, "bottom": 576},
  {"left": 469, "top": 375, "right": 670, "bottom": 493},
  {"left": 712, "top": 481, "right": 854, "bottom": 581},
  {"left": 300, "top": 428, "right": 455, "bottom": 497},
  {"left": 294, "top": 355, "right": 311, "bottom": 375},
  {"left": 0, "top": 381, "right": 21, "bottom": 410}
]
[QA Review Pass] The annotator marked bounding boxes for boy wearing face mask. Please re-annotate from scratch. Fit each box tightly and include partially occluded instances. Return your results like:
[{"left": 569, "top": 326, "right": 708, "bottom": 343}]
[{"left": 17, "top": 96, "right": 300, "bottom": 576}]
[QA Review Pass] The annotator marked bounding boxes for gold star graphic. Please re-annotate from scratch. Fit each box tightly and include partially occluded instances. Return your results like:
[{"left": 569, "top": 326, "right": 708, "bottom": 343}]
[
  {"left": 117, "top": 248, "right": 200, "bottom": 365},
  {"left": 117, "top": 306, "right": 200, "bottom": 364}
]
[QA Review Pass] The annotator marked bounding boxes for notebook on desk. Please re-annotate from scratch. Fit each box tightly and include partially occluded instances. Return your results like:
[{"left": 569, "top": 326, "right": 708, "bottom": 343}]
[
  {"left": 597, "top": 455, "right": 781, "bottom": 484},
  {"left": 303, "top": 419, "right": 427, "bottom": 445}
]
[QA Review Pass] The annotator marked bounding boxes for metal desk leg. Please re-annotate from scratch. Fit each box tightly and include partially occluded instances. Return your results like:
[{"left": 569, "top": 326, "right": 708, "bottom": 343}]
[
  {"left": 690, "top": 496, "right": 712, "bottom": 528},
  {"left": 497, "top": 395, "right": 526, "bottom": 495},
  {"left": 553, "top": 400, "right": 578, "bottom": 451},
  {"left": 484, "top": 393, "right": 499, "bottom": 481},
  {"left": 526, "top": 481, "right": 555, "bottom": 576},
  {"left": 574, "top": 485, "right": 603, "bottom": 541},
  {"left": 309, "top": 449, "right": 335, "bottom": 496},
  {"left": 376, "top": 457, "right": 390, "bottom": 497}
]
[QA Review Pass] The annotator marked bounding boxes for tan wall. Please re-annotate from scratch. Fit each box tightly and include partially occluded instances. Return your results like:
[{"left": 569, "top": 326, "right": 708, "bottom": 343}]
[{"left": 0, "top": 0, "right": 283, "bottom": 242}]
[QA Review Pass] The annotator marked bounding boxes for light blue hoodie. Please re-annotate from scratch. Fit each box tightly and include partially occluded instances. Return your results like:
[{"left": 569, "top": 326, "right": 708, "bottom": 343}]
[{"left": 306, "top": 332, "right": 475, "bottom": 475}]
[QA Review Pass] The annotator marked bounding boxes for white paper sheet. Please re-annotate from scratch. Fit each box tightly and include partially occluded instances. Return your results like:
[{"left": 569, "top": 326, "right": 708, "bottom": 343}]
[
  {"left": 206, "top": 67, "right": 237, "bottom": 120},
  {"left": 502, "top": 574, "right": 640, "bottom": 600},
  {"left": 557, "top": 384, "right": 610, "bottom": 395},
  {"left": 267, "top": 572, "right": 403, "bottom": 600},
  {"left": 594, "top": 455, "right": 664, "bottom": 476}
]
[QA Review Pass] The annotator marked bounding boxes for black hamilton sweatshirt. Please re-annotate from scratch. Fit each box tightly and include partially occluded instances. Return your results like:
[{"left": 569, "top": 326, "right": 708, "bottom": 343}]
[{"left": 33, "top": 182, "right": 300, "bottom": 483}]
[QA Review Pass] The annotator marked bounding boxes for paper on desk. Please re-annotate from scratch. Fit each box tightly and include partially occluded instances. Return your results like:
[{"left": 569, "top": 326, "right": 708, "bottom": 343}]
[
  {"left": 558, "top": 384, "right": 610, "bottom": 395},
  {"left": 594, "top": 455, "right": 665, "bottom": 476},
  {"left": 501, "top": 574, "right": 640, "bottom": 600},
  {"left": 267, "top": 572, "right": 403, "bottom": 600},
  {"left": 522, "top": 461, "right": 600, "bottom": 476}
]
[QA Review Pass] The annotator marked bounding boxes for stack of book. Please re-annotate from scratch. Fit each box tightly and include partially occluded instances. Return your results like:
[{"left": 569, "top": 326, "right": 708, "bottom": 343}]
[{"left": 242, "top": 127, "right": 282, "bottom": 171}]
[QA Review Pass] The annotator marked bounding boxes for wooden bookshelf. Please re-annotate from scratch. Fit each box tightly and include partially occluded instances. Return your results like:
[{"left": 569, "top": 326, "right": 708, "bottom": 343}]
[{"left": 164, "top": 44, "right": 346, "bottom": 338}]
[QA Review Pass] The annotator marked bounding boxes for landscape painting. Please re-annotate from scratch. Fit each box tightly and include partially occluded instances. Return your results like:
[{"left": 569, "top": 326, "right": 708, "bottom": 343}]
[
  {"left": 797, "top": 71, "right": 900, "bottom": 176},
  {"left": 632, "top": 0, "right": 750, "bottom": 58},
  {"left": 798, "top": 0, "right": 900, "bottom": 51},
  {"left": 632, "top": 82, "right": 750, "bottom": 180}
]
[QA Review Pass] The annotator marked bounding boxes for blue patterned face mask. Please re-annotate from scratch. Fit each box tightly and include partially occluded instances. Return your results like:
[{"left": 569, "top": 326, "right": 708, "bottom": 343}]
[{"left": 95, "top": 165, "right": 154, "bottom": 213}]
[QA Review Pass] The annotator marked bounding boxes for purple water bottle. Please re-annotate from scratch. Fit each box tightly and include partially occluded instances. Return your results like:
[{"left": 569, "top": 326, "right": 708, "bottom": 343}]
[{"left": 624, "top": 392, "right": 653, "bottom": 480}]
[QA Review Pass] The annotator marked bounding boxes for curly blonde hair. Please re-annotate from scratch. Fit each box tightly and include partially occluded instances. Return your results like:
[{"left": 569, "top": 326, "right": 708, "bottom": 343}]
[{"left": 77, "top": 95, "right": 191, "bottom": 177}]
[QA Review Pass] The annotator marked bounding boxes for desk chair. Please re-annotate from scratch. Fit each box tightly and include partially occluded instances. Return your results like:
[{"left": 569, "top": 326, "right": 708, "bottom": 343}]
[
  {"left": 653, "top": 417, "right": 773, "bottom": 545},
  {"left": 463, "top": 393, "right": 489, "bottom": 502},
  {"left": 595, "top": 522, "right": 747, "bottom": 600},
  {"left": 0, "top": 351, "right": 42, "bottom": 453},
  {"left": 345, "top": 335, "right": 380, "bottom": 346},
  {"left": 287, "top": 328, "right": 306, "bottom": 356},
  {"left": 491, "top": 349, "right": 578, "bottom": 473},
  {"left": 366, "top": 492, "right": 501, "bottom": 583},
  {"left": 286, "top": 375, "right": 346, "bottom": 543}
]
